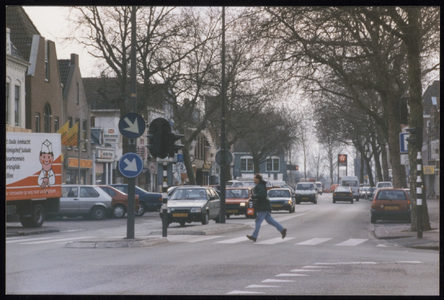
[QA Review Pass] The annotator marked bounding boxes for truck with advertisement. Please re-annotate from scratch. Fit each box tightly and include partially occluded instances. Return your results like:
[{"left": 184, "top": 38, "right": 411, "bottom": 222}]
[{"left": 6, "top": 132, "right": 62, "bottom": 227}]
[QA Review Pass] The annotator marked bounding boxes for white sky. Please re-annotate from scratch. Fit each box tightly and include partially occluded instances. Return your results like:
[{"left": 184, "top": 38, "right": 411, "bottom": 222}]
[{"left": 23, "top": 6, "right": 98, "bottom": 77}]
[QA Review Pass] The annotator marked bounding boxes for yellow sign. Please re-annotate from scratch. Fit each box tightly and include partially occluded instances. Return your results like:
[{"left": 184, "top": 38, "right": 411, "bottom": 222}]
[
  {"left": 423, "top": 166, "right": 434, "bottom": 174},
  {"left": 68, "top": 158, "right": 93, "bottom": 168}
]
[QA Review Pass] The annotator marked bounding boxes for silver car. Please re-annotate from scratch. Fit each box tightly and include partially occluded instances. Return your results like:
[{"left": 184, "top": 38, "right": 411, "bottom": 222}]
[{"left": 57, "top": 185, "right": 113, "bottom": 220}]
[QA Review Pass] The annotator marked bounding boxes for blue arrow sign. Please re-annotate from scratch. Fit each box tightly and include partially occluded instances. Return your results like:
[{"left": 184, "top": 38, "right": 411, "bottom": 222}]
[
  {"left": 118, "top": 113, "right": 146, "bottom": 139},
  {"left": 118, "top": 153, "right": 144, "bottom": 178},
  {"left": 399, "top": 132, "right": 409, "bottom": 153}
]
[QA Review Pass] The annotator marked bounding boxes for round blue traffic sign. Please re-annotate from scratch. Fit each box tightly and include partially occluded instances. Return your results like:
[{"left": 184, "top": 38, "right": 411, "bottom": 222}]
[
  {"left": 118, "top": 152, "right": 144, "bottom": 178},
  {"left": 118, "top": 113, "right": 146, "bottom": 139}
]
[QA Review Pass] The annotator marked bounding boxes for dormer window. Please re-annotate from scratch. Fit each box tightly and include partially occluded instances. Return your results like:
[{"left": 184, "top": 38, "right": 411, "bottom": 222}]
[{"left": 45, "top": 41, "right": 49, "bottom": 81}]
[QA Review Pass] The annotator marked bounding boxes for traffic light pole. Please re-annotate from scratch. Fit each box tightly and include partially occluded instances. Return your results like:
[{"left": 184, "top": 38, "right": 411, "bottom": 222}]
[
  {"left": 219, "top": 7, "right": 226, "bottom": 224},
  {"left": 416, "top": 151, "right": 423, "bottom": 239}
]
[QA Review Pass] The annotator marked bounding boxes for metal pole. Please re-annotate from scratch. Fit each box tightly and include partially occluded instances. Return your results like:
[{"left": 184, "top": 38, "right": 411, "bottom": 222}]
[
  {"left": 416, "top": 151, "right": 423, "bottom": 238},
  {"left": 126, "top": 5, "right": 137, "bottom": 239},
  {"left": 219, "top": 6, "right": 226, "bottom": 223}
]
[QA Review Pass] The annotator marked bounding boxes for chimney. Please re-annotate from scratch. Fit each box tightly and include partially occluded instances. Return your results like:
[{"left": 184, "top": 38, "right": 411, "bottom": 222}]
[{"left": 71, "top": 53, "right": 79, "bottom": 66}]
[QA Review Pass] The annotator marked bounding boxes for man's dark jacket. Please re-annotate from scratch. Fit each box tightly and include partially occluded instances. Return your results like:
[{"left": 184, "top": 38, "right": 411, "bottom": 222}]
[{"left": 253, "top": 180, "right": 271, "bottom": 212}]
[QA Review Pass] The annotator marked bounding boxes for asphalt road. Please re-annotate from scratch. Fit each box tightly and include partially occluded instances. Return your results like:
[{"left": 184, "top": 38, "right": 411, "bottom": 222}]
[{"left": 6, "top": 194, "right": 439, "bottom": 295}]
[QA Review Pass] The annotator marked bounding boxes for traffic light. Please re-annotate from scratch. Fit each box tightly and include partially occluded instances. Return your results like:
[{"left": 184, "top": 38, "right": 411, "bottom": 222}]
[
  {"left": 406, "top": 127, "right": 423, "bottom": 149},
  {"left": 167, "top": 133, "right": 184, "bottom": 158},
  {"left": 146, "top": 118, "right": 171, "bottom": 159}
]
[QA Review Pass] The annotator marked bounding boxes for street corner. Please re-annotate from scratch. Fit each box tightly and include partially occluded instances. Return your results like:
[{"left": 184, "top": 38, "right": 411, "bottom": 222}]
[
  {"left": 64, "top": 237, "right": 169, "bottom": 248},
  {"left": 372, "top": 222, "right": 414, "bottom": 240}
]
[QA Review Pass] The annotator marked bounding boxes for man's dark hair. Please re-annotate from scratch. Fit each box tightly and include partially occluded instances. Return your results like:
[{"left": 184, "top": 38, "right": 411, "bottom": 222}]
[{"left": 255, "top": 173, "right": 263, "bottom": 181}]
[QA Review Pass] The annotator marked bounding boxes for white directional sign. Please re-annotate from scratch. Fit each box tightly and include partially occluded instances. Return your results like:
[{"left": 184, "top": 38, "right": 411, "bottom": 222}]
[
  {"left": 118, "top": 152, "right": 144, "bottom": 178},
  {"left": 118, "top": 113, "right": 146, "bottom": 139}
]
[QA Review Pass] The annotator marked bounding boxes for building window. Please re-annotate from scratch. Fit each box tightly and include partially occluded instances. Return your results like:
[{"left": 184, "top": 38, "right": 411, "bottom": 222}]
[
  {"left": 6, "top": 83, "right": 9, "bottom": 125},
  {"left": 82, "top": 119, "right": 87, "bottom": 150},
  {"left": 35, "top": 113, "right": 40, "bottom": 132},
  {"left": 266, "top": 157, "right": 280, "bottom": 172},
  {"left": 14, "top": 85, "right": 20, "bottom": 126},
  {"left": 90, "top": 116, "right": 95, "bottom": 127},
  {"left": 44, "top": 103, "right": 51, "bottom": 133},
  {"left": 76, "top": 82, "right": 80, "bottom": 104},
  {"left": 67, "top": 116, "right": 73, "bottom": 149},
  {"left": 45, "top": 41, "right": 49, "bottom": 81},
  {"left": 54, "top": 117, "right": 59, "bottom": 132},
  {"left": 240, "top": 157, "right": 254, "bottom": 172}
]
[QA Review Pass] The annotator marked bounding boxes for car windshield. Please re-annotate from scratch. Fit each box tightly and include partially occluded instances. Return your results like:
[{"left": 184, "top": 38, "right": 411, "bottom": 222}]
[
  {"left": 297, "top": 184, "right": 314, "bottom": 190},
  {"left": 376, "top": 190, "right": 407, "bottom": 200},
  {"left": 316, "top": 184, "right": 322, "bottom": 188},
  {"left": 226, "top": 189, "right": 249, "bottom": 199},
  {"left": 378, "top": 183, "right": 392, "bottom": 187},
  {"left": 342, "top": 180, "right": 358, "bottom": 187},
  {"left": 170, "top": 189, "right": 208, "bottom": 200},
  {"left": 335, "top": 187, "right": 350, "bottom": 192},
  {"left": 363, "top": 187, "right": 370, "bottom": 191},
  {"left": 268, "top": 190, "right": 291, "bottom": 197}
]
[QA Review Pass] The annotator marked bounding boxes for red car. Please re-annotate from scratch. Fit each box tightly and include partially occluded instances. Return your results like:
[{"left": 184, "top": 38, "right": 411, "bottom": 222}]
[
  {"left": 225, "top": 187, "right": 255, "bottom": 218},
  {"left": 98, "top": 185, "right": 140, "bottom": 218},
  {"left": 371, "top": 188, "right": 411, "bottom": 223}
]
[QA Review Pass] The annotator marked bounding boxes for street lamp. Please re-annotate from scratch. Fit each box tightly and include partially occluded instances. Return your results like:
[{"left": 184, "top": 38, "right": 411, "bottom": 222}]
[{"left": 78, "top": 139, "right": 88, "bottom": 184}]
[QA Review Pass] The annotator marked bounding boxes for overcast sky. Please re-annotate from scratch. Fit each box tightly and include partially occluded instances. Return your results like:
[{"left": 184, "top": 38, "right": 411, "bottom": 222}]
[{"left": 23, "top": 6, "right": 98, "bottom": 77}]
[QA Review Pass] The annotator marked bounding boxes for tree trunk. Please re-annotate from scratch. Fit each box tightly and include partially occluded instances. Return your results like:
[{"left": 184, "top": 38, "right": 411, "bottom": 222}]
[
  {"left": 182, "top": 143, "right": 196, "bottom": 185},
  {"left": 381, "top": 145, "right": 389, "bottom": 181}
]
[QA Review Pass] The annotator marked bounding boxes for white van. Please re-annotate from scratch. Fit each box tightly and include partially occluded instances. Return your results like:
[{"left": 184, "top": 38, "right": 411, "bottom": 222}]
[{"left": 340, "top": 176, "right": 360, "bottom": 201}]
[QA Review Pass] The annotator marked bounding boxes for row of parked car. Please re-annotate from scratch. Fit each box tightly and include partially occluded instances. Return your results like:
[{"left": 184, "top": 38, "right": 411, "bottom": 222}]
[{"left": 47, "top": 184, "right": 163, "bottom": 220}]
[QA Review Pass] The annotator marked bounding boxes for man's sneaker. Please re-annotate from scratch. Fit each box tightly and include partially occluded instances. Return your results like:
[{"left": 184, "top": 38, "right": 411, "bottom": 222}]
[
  {"left": 246, "top": 235, "right": 257, "bottom": 242},
  {"left": 281, "top": 228, "right": 287, "bottom": 239}
]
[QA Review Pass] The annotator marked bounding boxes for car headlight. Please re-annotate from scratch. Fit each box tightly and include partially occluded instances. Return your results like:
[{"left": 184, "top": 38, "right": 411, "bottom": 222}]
[
  {"left": 288, "top": 200, "right": 292, "bottom": 204},
  {"left": 167, "top": 208, "right": 172, "bottom": 213},
  {"left": 191, "top": 208, "right": 202, "bottom": 213},
  {"left": 240, "top": 203, "right": 246, "bottom": 207}
]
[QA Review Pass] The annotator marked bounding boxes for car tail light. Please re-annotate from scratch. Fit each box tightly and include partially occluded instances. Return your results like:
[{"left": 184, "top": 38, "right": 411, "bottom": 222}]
[
  {"left": 159, "top": 197, "right": 162, "bottom": 202},
  {"left": 333, "top": 193, "right": 337, "bottom": 196},
  {"left": 349, "top": 193, "right": 352, "bottom": 196}
]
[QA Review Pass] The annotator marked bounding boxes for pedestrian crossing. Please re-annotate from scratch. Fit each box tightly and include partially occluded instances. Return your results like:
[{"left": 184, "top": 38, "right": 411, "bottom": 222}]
[{"left": 7, "top": 233, "right": 373, "bottom": 247}]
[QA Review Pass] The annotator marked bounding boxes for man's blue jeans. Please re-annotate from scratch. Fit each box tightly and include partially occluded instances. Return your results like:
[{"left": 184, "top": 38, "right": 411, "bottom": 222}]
[{"left": 251, "top": 211, "right": 284, "bottom": 239}]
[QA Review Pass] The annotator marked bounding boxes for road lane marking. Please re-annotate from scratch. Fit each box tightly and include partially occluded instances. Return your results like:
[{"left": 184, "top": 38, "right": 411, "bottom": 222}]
[
  {"left": 262, "top": 279, "right": 295, "bottom": 283},
  {"left": 396, "top": 261, "right": 421, "bottom": 264},
  {"left": 302, "top": 266, "right": 332, "bottom": 269},
  {"left": 216, "top": 236, "right": 249, "bottom": 244},
  {"left": 290, "top": 269, "right": 319, "bottom": 272},
  {"left": 186, "top": 236, "right": 223, "bottom": 243},
  {"left": 256, "top": 237, "right": 295, "bottom": 245},
  {"left": 377, "top": 244, "right": 387, "bottom": 247},
  {"left": 246, "top": 285, "right": 281, "bottom": 288},
  {"left": 276, "top": 273, "right": 308, "bottom": 277},
  {"left": 226, "top": 290, "right": 264, "bottom": 294},
  {"left": 7, "top": 236, "right": 59, "bottom": 243},
  {"left": 334, "top": 238, "right": 368, "bottom": 246},
  {"left": 21, "top": 236, "right": 97, "bottom": 245},
  {"left": 296, "top": 238, "right": 332, "bottom": 245},
  {"left": 315, "top": 262, "right": 377, "bottom": 265}
]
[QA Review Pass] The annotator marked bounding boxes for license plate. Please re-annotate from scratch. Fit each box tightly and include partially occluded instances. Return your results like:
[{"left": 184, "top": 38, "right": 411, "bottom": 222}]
[
  {"left": 302, "top": 197, "right": 309, "bottom": 200},
  {"left": 272, "top": 205, "right": 283, "bottom": 207},
  {"left": 385, "top": 206, "right": 399, "bottom": 210},
  {"left": 339, "top": 193, "right": 346, "bottom": 196},
  {"left": 173, "top": 213, "right": 188, "bottom": 217},
  {"left": 226, "top": 210, "right": 238, "bottom": 213}
]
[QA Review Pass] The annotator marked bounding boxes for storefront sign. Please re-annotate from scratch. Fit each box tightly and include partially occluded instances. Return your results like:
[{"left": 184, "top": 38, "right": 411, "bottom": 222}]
[
  {"left": 68, "top": 158, "right": 93, "bottom": 168},
  {"left": 423, "top": 166, "right": 434, "bottom": 174},
  {"left": 103, "top": 128, "right": 119, "bottom": 144},
  {"left": 97, "top": 149, "right": 114, "bottom": 159}
]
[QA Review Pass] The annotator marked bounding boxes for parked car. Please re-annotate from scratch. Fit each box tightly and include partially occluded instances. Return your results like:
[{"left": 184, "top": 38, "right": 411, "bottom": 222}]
[
  {"left": 376, "top": 181, "right": 393, "bottom": 189},
  {"left": 371, "top": 188, "right": 411, "bottom": 223},
  {"left": 55, "top": 185, "right": 113, "bottom": 220},
  {"left": 110, "top": 184, "right": 163, "bottom": 216},
  {"left": 359, "top": 186, "right": 369, "bottom": 198},
  {"left": 160, "top": 186, "right": 221, "bottom": 226},
  {"left": 333, "top": 186, "right": 354, "bottom": 204},
  {"left": 315, "top": 182, "right": 323, "bottom": 195},
  {"left": 294, "top": 182, "right": 318, "bottom": 204},
  {"left": 97, "top": 185, "right": 140, "bottom": 218},
  {"left": 365, "top": 187, "right": 377, "bottom": 200},
  {"left": 268, "top": 188, "right": 295, "bottom": 213},
  {"left": 225, "top": 187, "right": 254, "bottom": 218}
]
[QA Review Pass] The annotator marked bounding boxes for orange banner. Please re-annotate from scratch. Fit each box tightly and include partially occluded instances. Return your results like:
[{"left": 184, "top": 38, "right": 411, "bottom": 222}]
[
  {"left": 62, "top": 122, "right": 78, "bottom": 146},
  {"left": 68, "top": 158, "right": 93, "bottom": 168}
]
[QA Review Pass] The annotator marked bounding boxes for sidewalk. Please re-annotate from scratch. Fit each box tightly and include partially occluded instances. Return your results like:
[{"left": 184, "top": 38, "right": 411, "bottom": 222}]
[{"left": 372, "top": 198, "right": 439, "bottom": 251}]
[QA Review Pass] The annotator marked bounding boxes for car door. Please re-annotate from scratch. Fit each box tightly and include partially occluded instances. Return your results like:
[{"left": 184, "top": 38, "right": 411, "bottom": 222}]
[
  {"left": 79, "top": 186, "right": 101, "bottom": 214},
  {"left": 60, "top": 186, "right": 80, "bottom": 214},
  {"left": 209, "top": 188, "right": 220, "bottom": 218}
]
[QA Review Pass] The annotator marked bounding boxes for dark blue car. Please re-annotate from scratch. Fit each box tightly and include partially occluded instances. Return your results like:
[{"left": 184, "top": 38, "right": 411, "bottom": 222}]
[{"left": 110, "top": 184, "right": 162, "bottom": 216}]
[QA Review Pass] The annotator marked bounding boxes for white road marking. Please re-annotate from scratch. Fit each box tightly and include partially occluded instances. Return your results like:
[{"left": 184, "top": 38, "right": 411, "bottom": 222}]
[
  {"left": 290, "top": 269, "right": 319, "bottom": 272},
  {"left": 377, "top": 244, "right": 387, "bottom": 247},
  {"left": 21, "top": 236, "right": 97, "bottom": 245},
  {"left": 396, "top": 261, "right": 422, "bottom": 264},
  {"left": 256, "top": 237, "right": 295, "bottom": 245},
  {"left": 246, "top": 285, "right": 281, "bottom": 288},
  {"left": 7, "top": 236, "right": 58, "bottom": 243},
  {"left": 276, "top": 273, "right": 309, "bottom": 277},
  {"left": 302, "top": 266, "right": 332, "bottom": 269},
  {"left": 262, "top": 279, "right": 295, "bottom": 283},
  {"left": 165, "top": 235, "right": 222, "bottom": 243},
  {"left": 226, "top": 290, "right": 264, "bottom": 294},
  {"left": 334, "top": 238, "right": 368, "bottom": 246},
  {"left": 315, "top": 262, "right": 377, "bottom": 265},
  {"left": 187, "top": 236, "right": 223, "bottom": 243},
  {"left": 296, "top": 238, "right": 332, "bottom": 245},
  {"left": 216, "top": 236, "right": 249, "bottom": 244}
]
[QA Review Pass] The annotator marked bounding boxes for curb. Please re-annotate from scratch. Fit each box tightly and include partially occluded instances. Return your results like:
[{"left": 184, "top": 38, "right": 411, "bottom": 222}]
[
  {"left": 7, "top": 229, "right": 60, "bottom": 237},
  {"left": 65, "top": 238, "right": 169, "bottom": 248}
]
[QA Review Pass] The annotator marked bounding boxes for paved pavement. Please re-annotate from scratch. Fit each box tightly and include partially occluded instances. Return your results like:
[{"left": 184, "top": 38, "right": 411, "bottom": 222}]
[{"left": 371, "top": 198, "right": 439, "bottom": 251}]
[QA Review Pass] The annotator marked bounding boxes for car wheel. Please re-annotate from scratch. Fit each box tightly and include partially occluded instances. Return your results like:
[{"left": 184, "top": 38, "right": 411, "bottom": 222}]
[
  {"left": 135, "top": 203, "right": 146, "bottom": 217},
  {"left": 91, "top": 206, "right": 107, "bottom": 220},
  {"left": 201, "top": 212, "right": 209, "bottom": 225},
  {"left": 333, "top": 200, "right": 336, "bottom": 203},
  {"left": 20, "top": 204, "right": 45, "bottom": 228},
  {"left": 113, "top": 205, "right": 126, "bottom": 218},
  {"left": 226, "top": 214, "right": 230, "bottom": 219},
  {"left": 179, "top": 221, "right": 186, "bottom": 227}
]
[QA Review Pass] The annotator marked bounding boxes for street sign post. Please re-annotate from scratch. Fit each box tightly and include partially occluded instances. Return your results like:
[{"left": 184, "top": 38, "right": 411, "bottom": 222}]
[
  {"left": 118, "top": 112, "right": 146, "bottom": 139},
  {"left": 118, "top": 152, "right": 144, "bottom": 178}
]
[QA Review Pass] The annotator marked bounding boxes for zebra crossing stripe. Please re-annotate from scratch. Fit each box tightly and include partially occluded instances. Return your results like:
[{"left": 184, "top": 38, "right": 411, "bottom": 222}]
[
  {"left": 335, "top": 239, "right": 368, "bottom": 246},
  {"left": 276, "top": 273, "right": 308, "bottom": 277},
  {"left": 262, "top": 279, "right": 295, "bottom": 283},
  {"left": 290, "top": 269, "right": 319, "bottom": 272},
  {"left": 256, "top": 237, "right": 295, "bottom": 245},
  {"left": 226, "top": 290, "right": 264, "bottom": 294},
  {"left": 246, "top": 285, "right": 281, "bottom": 288},
  {"left": 296, "top": 238, "right": 332, "bottom": 245},
  {"left": 216, "top": 236, "right": 248, "bottom": 244}
]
